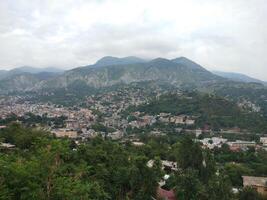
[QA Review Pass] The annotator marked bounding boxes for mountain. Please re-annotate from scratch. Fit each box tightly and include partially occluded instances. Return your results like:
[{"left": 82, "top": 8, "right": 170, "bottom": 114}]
[
  {"left": 0, "top": 73, "right": 40, "bottom": 93},
  {"left": 35, "top": 57, "right": 223, "bottom": 91},
  {"left": 4, "top": 56, "right": 266, "bottom": 95},
  {"left": 0, "top": 71, "right": 61, "bottom": 94},
  {"left": 212, "top": 71, "right": 266, "bottom": 84},
  {"left": 0, "top": 70, "right": 8, "bottom": 79},
  {"left": 9, "top": 66, "right": 64, "bottom": 75},
  {"left": 172, "top": 57, "right": 207, "bottom": 70},
  {"left": 94, "top": 56, "right": 146, "bottom": 67}
]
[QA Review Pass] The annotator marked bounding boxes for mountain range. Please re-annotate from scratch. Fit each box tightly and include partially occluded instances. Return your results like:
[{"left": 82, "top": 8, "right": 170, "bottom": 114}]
[
  {"left": 212, "top": 71, "right": 266, "bottom": 85},
  {"left": 0, "top": 56, "right": 265, "bottom": 94}
]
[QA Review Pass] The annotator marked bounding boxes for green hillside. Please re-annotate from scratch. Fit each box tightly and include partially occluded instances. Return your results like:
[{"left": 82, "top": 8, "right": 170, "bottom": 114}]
[{"left": 127, "top": 92, "right": 267, "bottom": 133}]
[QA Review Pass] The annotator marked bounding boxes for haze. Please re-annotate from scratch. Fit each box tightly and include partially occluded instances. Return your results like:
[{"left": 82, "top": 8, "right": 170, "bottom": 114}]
[{"left": 0, "top": 0, "right": 267, "bottom": 80}]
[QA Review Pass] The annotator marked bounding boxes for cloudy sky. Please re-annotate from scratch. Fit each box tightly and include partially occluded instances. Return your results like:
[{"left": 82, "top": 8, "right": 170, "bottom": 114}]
[{"left": 0, "top": 0, "right": 267, "bottom": 80}]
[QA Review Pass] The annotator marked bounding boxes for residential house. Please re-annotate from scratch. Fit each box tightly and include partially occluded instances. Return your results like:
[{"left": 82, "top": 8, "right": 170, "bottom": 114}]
[
  {"left": 156, "top": 187, "right": 177, "bottom": 200},
  {"left": 52, "top": 129, "right": 78, "bottom": 138},
  {"left": 108, "top": 130, "right": 123, "bottom": 140},
  {"left": 242, "top": 176, "right": 267, "bottom": 196},
  {"left": 147, "top": 160, "right": 178, "bottom": 172},
  {"left": 228, "top": 140, "right": 256, "bottom": 151}
]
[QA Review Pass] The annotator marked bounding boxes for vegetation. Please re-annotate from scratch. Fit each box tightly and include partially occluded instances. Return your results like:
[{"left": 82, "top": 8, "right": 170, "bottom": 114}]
[
  {"left": 125, "top": 92, "right": 267, "bottom": 133},
  {"left": 0, "top": 124, "right": 160, "bottom": 200},
  {"left": 0, "top": 124, "right": 266, "bottom": 199},
  {"left": 0, "top": 113, "right": 66, "bottom": 128}
]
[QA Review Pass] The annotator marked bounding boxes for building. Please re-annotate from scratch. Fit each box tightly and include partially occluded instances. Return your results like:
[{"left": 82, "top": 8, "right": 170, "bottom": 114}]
[
  {"left": 227, "top": 140, "right": 256, "bottom": 151},
  {"left": 0, "top": 143, "right": 15, "bottom": 149},
  {"left": 242, "top": 176, "right": 267, "bottom": 196},
  {"left": 147, "top": 160, "right": 178, "bottom": 172},
  {"left": 185, "top": 119, "right": 195, "bottom": 125},
  {"left": 52, "top": 129, "right": 78, "bottom": 138},
  {"left": 132, "top": 141, "right": 145, "bottom": 146},
  {"left": 156, "top": 187, "right": 177, "bottom": 200},
  {"left": 170, "top": 116, "right": 185, "bottom": 124},
  {"left": 260, "top": 137, "right": 267, "bottom": 151},
  {"left": 198, "top": 137, "right": 228, "bottom": 149},
  {"left": 260, "top": 137, "right": 267, "bottom": 144},
  {"left": 195, "top": 129, "right": 202, "bottom": 137},
  {"left": 260, "top": 137, "right": 267, "bottom": 147},
  {"left": 65, "top": 119, "right": 79, "bottom": 130},
  {"left": 107, "top": 130, "right": 123, "bottom": 140}
]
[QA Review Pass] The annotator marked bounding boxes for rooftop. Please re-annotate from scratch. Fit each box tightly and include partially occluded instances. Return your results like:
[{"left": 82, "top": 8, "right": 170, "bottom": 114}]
[{"left": 243, "top": 176, "right": 267, "bottom": 187}]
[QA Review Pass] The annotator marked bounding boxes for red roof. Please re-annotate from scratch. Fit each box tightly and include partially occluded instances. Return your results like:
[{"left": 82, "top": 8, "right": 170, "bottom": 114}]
[{"left": 157, "top": 187, "right": 177, "bottom": 200}]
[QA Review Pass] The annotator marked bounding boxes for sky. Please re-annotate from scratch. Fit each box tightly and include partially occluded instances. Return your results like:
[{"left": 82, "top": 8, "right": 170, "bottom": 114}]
[{"left": 0, "top": 0, "right": 267, "bottom": 80}]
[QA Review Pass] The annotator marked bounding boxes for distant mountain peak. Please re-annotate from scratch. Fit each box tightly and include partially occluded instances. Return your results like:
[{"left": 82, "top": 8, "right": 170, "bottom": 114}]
[
  {"left": 172, "top": 57, "right": 206, "bottom": 70},
  {"left": 150, "top": 57, "right": 170, "bottom": 63},
  {"left": 94, "top": 56, "right": 146, "bottom": 67}
]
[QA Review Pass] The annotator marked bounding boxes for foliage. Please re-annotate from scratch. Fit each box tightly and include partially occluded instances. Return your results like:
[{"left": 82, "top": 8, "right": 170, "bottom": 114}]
[
  {"left": 126, "top": 92, "right": 267, "bottom": 133},
  {"left": 0, "top": 124, "right": 266, "bottom": 199},
  {"left": 239, "top": 187, "right": 265, "bottom": 200}
]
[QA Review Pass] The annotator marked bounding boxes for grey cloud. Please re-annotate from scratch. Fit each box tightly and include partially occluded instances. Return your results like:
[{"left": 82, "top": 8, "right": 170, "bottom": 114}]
[{"left": 0, "top": 0, "right": 267, "bottom": 81}]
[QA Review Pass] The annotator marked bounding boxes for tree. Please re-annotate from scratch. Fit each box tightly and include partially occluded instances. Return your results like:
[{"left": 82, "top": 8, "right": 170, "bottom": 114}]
[
  {"left": 0, "top": 178, "right": 11, "bottom": 200},
  {"left": 224, "top": 163, "right": 252, "bottom": 187},
  {"left": 174, "top": 169, "right": 206, "bottom": 200},
  {"left": 50, "top": 177, "right": 109, "bottom": 200},
  {"left": 200, "top": 150, "right": 216, "bottom": 183},
  {"left": 128, "top": 156, "right": 158, "bottom": 200},
  {"left": 175, "top": 136, "right": 203, "bottom": 170},
  {"left": 239, "top": 187, "right": 264, "bottom": 200},
  {"left": 206, "top": 174, "right": 233, "bottom": 200}
]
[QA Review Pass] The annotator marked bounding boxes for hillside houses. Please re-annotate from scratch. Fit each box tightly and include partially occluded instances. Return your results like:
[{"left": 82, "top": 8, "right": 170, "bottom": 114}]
[
  {"left": 198, "top": 137, "right": 228, "bottom": 149},
  {"left": 52, "top": 129, "right": 78, "bottom": 138},
  {"left": 158, "top": 113, "right": 195, "bottom": 125},
  {"left": 128, "top": 112, "right": 196, "bottom": 129},
  {"left": 227, "top": 140, "right": 256, "bottom": 151}
]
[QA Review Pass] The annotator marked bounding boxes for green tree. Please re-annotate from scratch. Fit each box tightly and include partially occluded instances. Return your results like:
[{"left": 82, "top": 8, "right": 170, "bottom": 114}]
[
  {"left": 239, "top": 187, "right": 264, "bottom": 200},
  {"left": 206, "top": 174, "right": 233, "bottom": 200},
  {"left": 129, "top": 156, "right": 158, "bottom": 200},
  {"left": 175, "top": 136, "right": 203, "bottom": 170},
  {"left": 174, "top": 169, "right": 206, "bottom": 200}
]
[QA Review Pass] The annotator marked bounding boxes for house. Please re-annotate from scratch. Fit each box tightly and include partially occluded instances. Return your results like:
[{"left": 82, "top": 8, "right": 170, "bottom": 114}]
[
  {"left": 162, "top": 160, "right": 178, "bottom": 172},
  {"left": 0, "top": 125, "right": 6, "bottom": 129},
  {"left": 260, "top": 137, "right": 267, "bottom": 145},
  {"left": 195, "top": 129, "right": 202, "bottom": 137},
  {"left": 147, "top": 160, "right": 178, "bottom": 172},
  {"left": 170, "top": 116, "right": 185, "bottom": 124},
  {"left": 260, "top": 137, "right": 267, "bottom": 151},
  {"left": 159, "top": 117, "right": 170, "bottom": 123},
  {"left": 242, "top": 176, "right": 267, "bottom": 196},
  {"left": 0, "top": 142, "right": 15, "bottom": 149},
  {"left": 198, "top": 137, "right": 228, "bottom": 149},
  {"left": 65, "top": 119, "right": 79, "bottom": 130},
  {"left": 132, "top": 141, "right": 145, "bottom": 146},
  {"left": 107, "top": 130, "right": 123, "bottom": 140},
  {"left": 157, "top": 187, "right": 177, "bottom": 200},
  {"left": 227, "top": 140, "right": 256, "bottom": 151},
  {"left": 52, "top": 129, "right": 78, "bottom": 138},
  {"left": 159, "top": 174, "right": 170, "bottom": 187},
  {"left": 185, "top": 119, "right": 195, "bottom": 125}
]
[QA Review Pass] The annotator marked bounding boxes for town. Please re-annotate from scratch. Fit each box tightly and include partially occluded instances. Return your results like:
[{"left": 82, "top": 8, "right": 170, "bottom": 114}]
[{"left": 1, "top": 89, "right": 267, "bottom": 199}]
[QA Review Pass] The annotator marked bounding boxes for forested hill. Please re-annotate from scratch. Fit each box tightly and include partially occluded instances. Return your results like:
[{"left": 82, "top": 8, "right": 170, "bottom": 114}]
[{"left": 126, "top": 92, "right": 267, "bottom": 133}]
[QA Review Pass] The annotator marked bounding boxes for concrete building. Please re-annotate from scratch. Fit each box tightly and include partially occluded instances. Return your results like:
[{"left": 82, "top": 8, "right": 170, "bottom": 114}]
[
  {"left": 242, "top": 176, "right": 267, "bottom": 196},
  {"left": 52, "top": 129, "right": 78, "bottom": 138}
]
